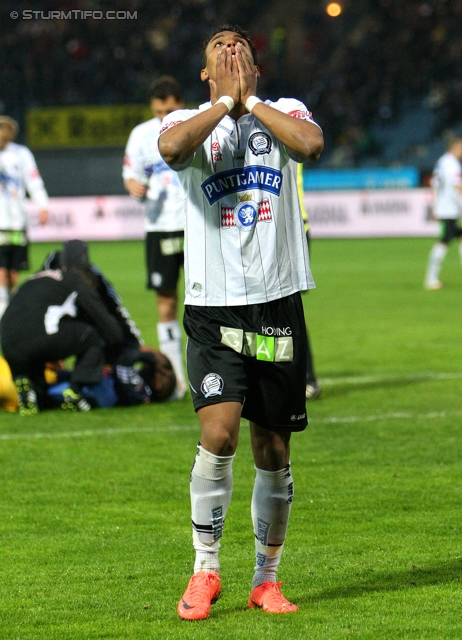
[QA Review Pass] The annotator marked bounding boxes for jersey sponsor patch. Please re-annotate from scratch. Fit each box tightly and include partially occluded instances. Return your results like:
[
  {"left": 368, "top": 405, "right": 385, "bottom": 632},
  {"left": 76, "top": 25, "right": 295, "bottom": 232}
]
[
  {"left": 220, "top": 325, "right": 293, "bottom": 362},
  {"left": 0, "top": 230, "right": 27, "bottom": 246},
  {"left": 144, "top": 159, "right": 172, "bottom": 176},
  {"left": 221, "top": 198, "right": 273, "bottom": 228},
  {"left": 29, "top": 167, "right": 41, "bottom": 179},
  {"left": 201, "top": 373, "right": 224, "bottom": 398},
  {"left": 288, "top": 108, "right": 313, "bottom": 120},
  {"left": 160, "top": 236, "right": 183, "bottom": 255},
  {"left": 159, "top": 119, "right": 184, "bottom": 134},
  {"left": 201, "top": 165, "right": 283, "bottom": 205},
  {"left": 191, "top": 282, "right": 202, "bottom": 297}
]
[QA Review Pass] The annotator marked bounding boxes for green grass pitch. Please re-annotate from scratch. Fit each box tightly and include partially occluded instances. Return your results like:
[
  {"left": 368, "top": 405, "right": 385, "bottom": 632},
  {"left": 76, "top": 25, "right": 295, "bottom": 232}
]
[{"left": 0, "top": 237, "right": 461, "bottom": 639}]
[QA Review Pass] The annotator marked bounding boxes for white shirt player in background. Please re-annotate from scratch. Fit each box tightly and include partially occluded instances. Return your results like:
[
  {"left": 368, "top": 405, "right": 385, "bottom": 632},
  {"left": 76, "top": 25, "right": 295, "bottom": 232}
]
[
  {"left": 0, "top": 116, "right": 48, "bottom": 318},
  {"left": 424, "top": 134, "right": 462, "bottom": 290},
  {"left": 159, "top": 26, "right": 324, "bottom": 619},
  {"left": 123, "top": 77, "right": 187, "bottom": 399}
]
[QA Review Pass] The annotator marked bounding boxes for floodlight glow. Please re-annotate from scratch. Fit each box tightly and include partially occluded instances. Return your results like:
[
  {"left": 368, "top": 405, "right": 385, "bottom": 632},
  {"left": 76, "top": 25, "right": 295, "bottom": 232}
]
[{"left": 326, "top": 2, "right": 342, "bottom": 17}]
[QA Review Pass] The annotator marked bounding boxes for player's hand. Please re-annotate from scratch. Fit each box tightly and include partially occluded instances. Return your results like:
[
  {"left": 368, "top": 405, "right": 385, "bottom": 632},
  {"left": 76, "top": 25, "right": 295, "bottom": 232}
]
[
  {"left": 38, "top": 209, "right": 48, "bottom": 225},
  {"left": 235, "top": 42, "right": 259, "bottom": 105},
  {"left": 125, "top": 178, "right": 147, "bottom": 199},
  {"left": 212, "top": 45, "right": 240, "bottom": 105}
]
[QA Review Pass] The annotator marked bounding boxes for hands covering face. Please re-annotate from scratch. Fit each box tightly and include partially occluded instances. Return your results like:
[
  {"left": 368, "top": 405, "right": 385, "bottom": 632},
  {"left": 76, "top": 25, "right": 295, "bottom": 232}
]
[{"left": 204, "top": 35, "right": 260, "bottom": 106}]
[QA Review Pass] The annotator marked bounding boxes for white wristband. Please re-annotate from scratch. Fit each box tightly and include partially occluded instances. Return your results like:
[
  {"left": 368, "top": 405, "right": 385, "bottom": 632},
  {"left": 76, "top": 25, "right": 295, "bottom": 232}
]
[
  {"left": 216, "top": 96, "right": 235, "bottom": 112},
  {"left": 245, "top": 96, "right": 262, "bottom": 113}
]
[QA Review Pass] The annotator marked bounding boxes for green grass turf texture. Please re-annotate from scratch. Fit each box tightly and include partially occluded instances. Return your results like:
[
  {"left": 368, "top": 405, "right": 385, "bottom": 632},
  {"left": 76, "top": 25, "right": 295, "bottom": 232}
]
[{"left": 1, "top": 238, "right": 461, "bottom": 639}]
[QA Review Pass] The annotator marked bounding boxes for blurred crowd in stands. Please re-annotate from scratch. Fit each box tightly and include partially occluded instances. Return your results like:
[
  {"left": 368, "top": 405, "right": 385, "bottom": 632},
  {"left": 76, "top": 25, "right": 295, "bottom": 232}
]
[{"left": 1, "top": 0, "right": 461, "bottom": 167}]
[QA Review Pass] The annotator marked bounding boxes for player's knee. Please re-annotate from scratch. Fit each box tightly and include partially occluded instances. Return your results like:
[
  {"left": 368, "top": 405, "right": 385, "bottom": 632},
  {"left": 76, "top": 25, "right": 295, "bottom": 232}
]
[{"left": 200, "top": 421, "right": 239, "bottom": 456}]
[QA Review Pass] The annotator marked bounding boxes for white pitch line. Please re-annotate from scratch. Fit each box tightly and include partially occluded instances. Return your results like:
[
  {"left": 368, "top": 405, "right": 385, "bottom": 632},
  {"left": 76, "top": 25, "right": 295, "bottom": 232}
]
[
  {"left": 320, "top": 372, "right": 462, "bottom": 385},
  {"left": 314, "top": 410, "right": 462, "bottom": 424},
  {"left": 1, "top": 408, "right": 462, "bottom": 441},
  {"left": 0, "top": 423, "right": 198, "bottom": 441}
]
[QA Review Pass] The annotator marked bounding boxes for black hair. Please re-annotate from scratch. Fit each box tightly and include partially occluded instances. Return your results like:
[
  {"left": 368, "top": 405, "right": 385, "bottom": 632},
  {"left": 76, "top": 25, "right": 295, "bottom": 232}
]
[
  {"left": 147, "top": 76, "right": 183, "bottom": 102},
  {"left": 201, "top": 24, "right": 258, "bottom": 66}
]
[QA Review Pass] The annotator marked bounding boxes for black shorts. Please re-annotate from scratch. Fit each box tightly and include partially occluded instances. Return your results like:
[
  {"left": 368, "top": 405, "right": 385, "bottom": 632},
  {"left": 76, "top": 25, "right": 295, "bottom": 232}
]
[
  {"left": 145, "top": 231, "right": 184, "bottom": 290},
  {"left": 439, "top": 219, "right": 462, "bottom": 244},
  {"left": 0, "top": 232, "right": 29, "bottom": 271},
  {"left": 184, "top": 292, "right": 308, "bottom": 432}
]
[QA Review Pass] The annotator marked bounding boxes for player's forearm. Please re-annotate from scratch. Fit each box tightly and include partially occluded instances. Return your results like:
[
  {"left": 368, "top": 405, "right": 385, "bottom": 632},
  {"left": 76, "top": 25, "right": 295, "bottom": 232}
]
[
  {"left": 27, "top": 183, "right": 49, "bottom": 209},
  {"left": 159, "top": 103, "right": 230, "bottom": 166},
  {"left": 250, "top": 102, "right": 324, "bottom": 162}
]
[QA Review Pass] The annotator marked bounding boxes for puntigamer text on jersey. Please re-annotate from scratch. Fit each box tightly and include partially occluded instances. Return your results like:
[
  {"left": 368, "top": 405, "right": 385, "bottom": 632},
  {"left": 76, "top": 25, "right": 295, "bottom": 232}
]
[{"left": 201, "top": 166, "right": 283, "bottom": 205}]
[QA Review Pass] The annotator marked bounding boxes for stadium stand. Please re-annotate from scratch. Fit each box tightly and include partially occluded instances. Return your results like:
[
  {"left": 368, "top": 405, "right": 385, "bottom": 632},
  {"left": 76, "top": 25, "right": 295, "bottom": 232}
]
[{"left": 1, "top": 0, "right": 461, "bottom": 175}]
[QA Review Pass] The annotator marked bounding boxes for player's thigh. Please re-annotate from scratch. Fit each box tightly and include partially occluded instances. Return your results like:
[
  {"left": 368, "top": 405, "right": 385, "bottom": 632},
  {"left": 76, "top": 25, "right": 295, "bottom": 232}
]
[
  {"left": 241, "top": 293, "right": 308, "bottom": 432},
  {"left": 0, "top": 236, "right": 28, "bottom": 271},
  {"left": 184, "top": 305, "right": 248, "bottom": 412},
  {"left": 439, "top": 219, "right": 458, "bottom": 243},
  {"left": 42, "top": 320, "right": 103, "bottom": 361}
]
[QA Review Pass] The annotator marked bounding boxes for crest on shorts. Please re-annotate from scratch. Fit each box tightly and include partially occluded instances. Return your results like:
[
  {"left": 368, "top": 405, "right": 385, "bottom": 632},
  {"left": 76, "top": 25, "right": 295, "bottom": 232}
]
[{"left": 201, "top": 373, "right": 224, "bottom": 398}]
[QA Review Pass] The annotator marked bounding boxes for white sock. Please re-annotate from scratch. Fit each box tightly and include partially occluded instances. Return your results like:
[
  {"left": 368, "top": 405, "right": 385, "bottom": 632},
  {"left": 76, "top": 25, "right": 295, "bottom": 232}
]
[
  {"left": 251, "top": 463, "right": 294, "bottom": 589},
  {"left": 0, "top": 286, "right": 9, "bottom": 319},
  {"left": 157, "top": 320, "right": 186, "bottom": 393},
  {"left": 425, "top": 243, "right": 447, "bottom": 284},
  {"left": 190, "top": 444, "right": 234, "bottom": 574}
]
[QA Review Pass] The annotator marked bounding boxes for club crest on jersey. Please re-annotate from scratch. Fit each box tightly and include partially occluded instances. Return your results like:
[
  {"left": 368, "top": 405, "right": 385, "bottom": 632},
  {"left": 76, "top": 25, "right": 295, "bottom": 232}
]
[
  {"left": 249, "top": 132, "right": 272, "bottom": 156},
  {"left": 234, "top": 200, "right": 258, "bottom": 231},
  {"left": 201, "top": 373, "right": 224, "bottom": 398}
]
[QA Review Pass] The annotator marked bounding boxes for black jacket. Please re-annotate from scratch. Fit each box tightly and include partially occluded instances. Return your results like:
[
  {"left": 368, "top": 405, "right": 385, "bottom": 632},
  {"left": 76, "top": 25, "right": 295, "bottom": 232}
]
[
  {"left": 43, "top": 250, "right": 142, "bottom": 350},
  {"left": 0, "top": 268, "right": 124, "bottom": 346}
]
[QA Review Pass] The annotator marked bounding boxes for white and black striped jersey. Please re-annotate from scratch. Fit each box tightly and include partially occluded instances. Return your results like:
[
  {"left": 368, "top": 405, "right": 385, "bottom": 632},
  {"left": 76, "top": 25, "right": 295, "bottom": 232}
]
[
  {"left": 431, "top": 152, "right": 462, "bottom": 220},
  {"left": 160, "top": 98, "right": 319, "bottom": 306},
  {"left": 0, "top": 142, "right": 49, "bottom": 231},
  {"left": 123, "top": 118, "right": 185, "bottom": 232}
]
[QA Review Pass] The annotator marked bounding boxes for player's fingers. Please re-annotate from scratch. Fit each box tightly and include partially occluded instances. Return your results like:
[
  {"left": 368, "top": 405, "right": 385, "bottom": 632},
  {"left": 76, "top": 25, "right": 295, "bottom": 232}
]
[
  {"left": 235, "top": 43, "right": 252, "bottom": 74},
  {"left": 216, "top": 48, "right": 225, "bottom": 74}
]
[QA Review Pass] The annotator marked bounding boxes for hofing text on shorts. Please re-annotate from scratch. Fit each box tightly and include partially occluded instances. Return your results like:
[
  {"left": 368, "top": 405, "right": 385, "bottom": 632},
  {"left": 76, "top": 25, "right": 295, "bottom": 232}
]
[{"left": 17, "top": 10, "right": 137, "bottom": 20}]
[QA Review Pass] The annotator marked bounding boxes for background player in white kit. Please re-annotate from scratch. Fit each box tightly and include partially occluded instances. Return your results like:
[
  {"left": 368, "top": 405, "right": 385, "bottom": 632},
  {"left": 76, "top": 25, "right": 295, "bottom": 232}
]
[
  {"left": 0, "top": 116, "right": 48, "bottom": 318},
  {"left": 159, "top": 26, "right": 323, "bottom": 619},
  {"left": 424, "top": 134, "right": 462, "bottom": 290},
  {"left": 123, "top": 77, "right": 187, "bottom": 398}
]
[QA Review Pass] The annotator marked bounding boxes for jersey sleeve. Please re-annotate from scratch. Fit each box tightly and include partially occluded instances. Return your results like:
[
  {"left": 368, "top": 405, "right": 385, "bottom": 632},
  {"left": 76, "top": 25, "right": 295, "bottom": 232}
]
[
  {"left": 269, "top": 98, "right": 322, "bottom": 162},
  {"left": 451, "top": 160, "right": 462, "bottom": 187},
  {"left": 21, "top": 147, "right": 49, "bottom": 209},
  {"left": 159, "top": 109, "right": 198, "bottom": 170},
  {"left": 272, "top": 97, "right": 322, "bottom": 129},
  {"left": 123, "top": 125, "right": 146, "bottom": 182}
]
